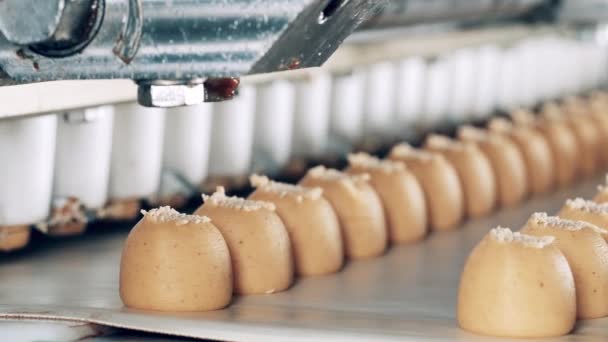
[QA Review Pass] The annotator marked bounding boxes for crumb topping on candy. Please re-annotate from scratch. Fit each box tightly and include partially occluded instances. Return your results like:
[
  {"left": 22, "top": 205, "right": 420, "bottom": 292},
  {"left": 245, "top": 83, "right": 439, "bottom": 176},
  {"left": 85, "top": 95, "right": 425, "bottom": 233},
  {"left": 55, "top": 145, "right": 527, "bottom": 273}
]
[
  {"left": 250, "top": 174, "right": 322, "bottom": 202},
  {"left": 488, "top": 118, "right": 514, "bottom": 133},
  {"left": 459, "top": 126, "right": 511, "bottom": 146},
  {"left": 427, "top": 134, "right": 480, "bottom": 154},
  {"left": 390, "top": 143, "right": 435, "bottom": 161},
  {"left": 541, "top": 102, "right": 565, "bottom": 120},
  {"left": 458, "top": 126, "right": 490, "bottom": 141},
  {"left": 511, "top": 109, "right": 536, "bottom": 126},
  {"left": 307, "top": 165, "right": 370, "bottom": 183},
  {"left": 142, "top": 206, "right": 210, "bottom": 225},
  {"left": 564, "top": 198, "right": 608, "bottom": 216},
  {"left": 530, "top": 212, "right": 607, "bottom": 234},
  {"left": 490, "top": 227, "right": 554, "bottom": 248},
  {"left": 203, "top": 186, "right": 275, "bottom": 211},
  {"left": 347, "top": 152, "right": 404, "bottom": 173},
  {"left": 426, "top": 135, "right": 461, "bottom": 150}
]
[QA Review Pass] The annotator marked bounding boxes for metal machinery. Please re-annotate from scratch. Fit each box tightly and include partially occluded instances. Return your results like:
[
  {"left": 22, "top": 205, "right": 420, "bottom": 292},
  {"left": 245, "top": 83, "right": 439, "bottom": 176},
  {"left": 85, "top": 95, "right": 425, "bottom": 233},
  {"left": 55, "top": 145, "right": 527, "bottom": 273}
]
[{"left": 1, "top": 0, "right": 608, "bottom": 340}]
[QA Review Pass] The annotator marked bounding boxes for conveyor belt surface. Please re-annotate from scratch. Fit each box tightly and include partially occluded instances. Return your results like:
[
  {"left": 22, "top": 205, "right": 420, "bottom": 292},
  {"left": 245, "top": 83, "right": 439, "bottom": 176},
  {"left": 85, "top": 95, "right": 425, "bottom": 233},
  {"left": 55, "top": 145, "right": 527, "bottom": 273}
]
[{"left": 0, "top": 175, "right": 607, "bottom": 341}]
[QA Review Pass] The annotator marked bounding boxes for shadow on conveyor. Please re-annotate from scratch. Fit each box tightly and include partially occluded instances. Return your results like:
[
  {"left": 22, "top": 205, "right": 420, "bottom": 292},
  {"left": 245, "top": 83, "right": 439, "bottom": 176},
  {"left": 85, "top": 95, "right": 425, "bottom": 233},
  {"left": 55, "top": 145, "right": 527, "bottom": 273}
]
[
  {"left": 93, "top": 328, "right": 208, "bottom": 341},
  {"left": 0, "top": 220, "right": 135, "bottom": 262}
]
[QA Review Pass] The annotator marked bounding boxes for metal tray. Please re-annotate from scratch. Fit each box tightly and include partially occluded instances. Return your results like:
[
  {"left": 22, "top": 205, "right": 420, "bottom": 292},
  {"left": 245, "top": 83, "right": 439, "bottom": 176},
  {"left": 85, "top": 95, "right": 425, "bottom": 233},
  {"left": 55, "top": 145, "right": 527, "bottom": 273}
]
[{"left": 1, "top": 176, "right": 607, "bottom": 341}]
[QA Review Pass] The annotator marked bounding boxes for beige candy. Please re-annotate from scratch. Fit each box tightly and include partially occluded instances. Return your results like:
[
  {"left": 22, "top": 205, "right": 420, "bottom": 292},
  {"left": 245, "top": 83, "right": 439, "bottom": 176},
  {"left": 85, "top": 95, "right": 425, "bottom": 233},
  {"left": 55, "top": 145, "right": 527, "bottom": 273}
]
[
  {"left": 558, "top": 198, "right": 608, "bottom": 241},
  {"left": 120, "top": 207, "right": 232, "bottom": 311},
  {"left": 299, "top": 166, "right": 387, "bottom": 259},
  {"left": 589, "top": 97, "right": 608, "bottom": 167},
  {"left": 195, "top": 187, "right": 293, "bottom": 295},
  {"left": 562, "top": 98, "right": 602, "bottom": 177},
  {"left": 424, "top": 135, "right": 496, "bottom": 218},
  {"left": 458, "top": 227, "right": 575, "bottom": 338},
  {"left": 535, "top": 103, "right": 580, "bottom": 186},
  {"left": 593, "top": 91, "right": 608, "bottom": 109},
  {"left": 248, "top": 175, "right": 343, "bottom": 276},
  {"left": 389, "top": 144, "right": 464, "bottom": 231},
  {"left": 458, "top": 126, "right": 528, "bottom": 207},
  {"left": 590, "top": 90, "right": 608, "bottom": 100},
  {"left": 594, "top": 176, "right": 608, "bottom": 203},
  {"left": 346, "top": 153, "right": 427, "bottom": 243},
  {"left": 488, "top": 118, "right": 554, "bottom": 195},
  {"left": 510, "top": 108, "right": 537, "bottom": 127},
  {"left": 0, "top": 225, "right": 30, "bottom": 252},
  {"left": 521, "top": 213, "right": 608, "bottom": 319}
]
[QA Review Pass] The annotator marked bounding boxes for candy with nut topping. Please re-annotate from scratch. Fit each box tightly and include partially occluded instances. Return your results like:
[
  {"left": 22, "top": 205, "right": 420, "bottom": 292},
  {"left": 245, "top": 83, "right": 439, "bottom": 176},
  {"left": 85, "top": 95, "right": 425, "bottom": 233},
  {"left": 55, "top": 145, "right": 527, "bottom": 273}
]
[
  {"left": 120, "top": 206, "right": 232, "bottom": 311},
  {"left": 346, "top": 153, "right": 427, "bottom": 243},
  {"left": 249, "top": 175, "right": 343, "bottom": 276},
  {"left": 195, "top": 187, "right": 293, "bottom": 295},
  {"left": 521, "top": 213, "right": 608, "bottom": 319},
  {"left": 558, "top": 198, "right": 608, "bottom": 241},
  {"left": 389, "top": 143, "right": 464, "bottom": 231},
  {"left": 299, "top": 166, "right": 387, "bottom": 259},
  {"left": 424, "top": 135, "right": 496, "bottom": 218},
  {"left": 458, "top": 227, "right": 575, "bottom": 338},
  {"left": 488, "top": 118, "right": 554, "bottom": 195},
  {"left": 458, "top": 126, "right": 528, "bottom": 207}
]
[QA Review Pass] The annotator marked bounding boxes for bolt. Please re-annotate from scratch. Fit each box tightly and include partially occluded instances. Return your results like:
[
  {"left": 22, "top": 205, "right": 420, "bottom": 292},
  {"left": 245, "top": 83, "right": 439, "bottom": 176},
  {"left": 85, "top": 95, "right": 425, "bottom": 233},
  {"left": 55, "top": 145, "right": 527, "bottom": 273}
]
[
  {"left": 0, "top": 0, "right": 100, "bottom": 55},
  {"left": 0, "top": 0, "right": 64, "bottom": 45},
  {"left": 137, "top": 78, "right": 240, "bottom": 108}
]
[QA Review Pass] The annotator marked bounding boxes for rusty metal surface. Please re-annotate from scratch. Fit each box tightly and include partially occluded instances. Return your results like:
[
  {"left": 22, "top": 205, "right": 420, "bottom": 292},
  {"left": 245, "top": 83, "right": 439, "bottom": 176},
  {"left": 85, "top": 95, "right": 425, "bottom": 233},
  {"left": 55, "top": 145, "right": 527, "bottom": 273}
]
[{"left": 0, "top": 175, "right": 607, "bottom": 341}]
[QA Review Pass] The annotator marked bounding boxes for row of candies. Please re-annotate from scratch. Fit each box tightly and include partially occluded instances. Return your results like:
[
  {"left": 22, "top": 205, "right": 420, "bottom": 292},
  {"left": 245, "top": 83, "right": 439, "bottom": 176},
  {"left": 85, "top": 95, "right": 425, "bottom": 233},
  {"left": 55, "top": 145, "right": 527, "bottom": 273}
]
[{"left": 119, "top": 92, "right": 608, "bottom": 317}]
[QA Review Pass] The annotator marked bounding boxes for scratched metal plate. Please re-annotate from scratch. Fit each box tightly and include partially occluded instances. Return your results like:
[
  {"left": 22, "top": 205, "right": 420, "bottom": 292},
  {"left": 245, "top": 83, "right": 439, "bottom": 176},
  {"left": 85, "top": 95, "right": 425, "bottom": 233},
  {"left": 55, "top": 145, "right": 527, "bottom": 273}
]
[{"left": 0, "top": 176, "right": 607, "bottom": 341}]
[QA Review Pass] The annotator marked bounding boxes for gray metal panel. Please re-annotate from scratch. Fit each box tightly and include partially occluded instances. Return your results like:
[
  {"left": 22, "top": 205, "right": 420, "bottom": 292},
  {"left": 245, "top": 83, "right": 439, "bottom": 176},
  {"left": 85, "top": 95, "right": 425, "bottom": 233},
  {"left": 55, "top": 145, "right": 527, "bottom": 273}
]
[
  {"left": 0, "top": 0, "right": 385, "bottom": 83},
  {"left": 559, "top": 0, "right": 608, "bottom": 23},
  {"left": 0, "top": 175, "right": 607, "bottom": 341}
]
